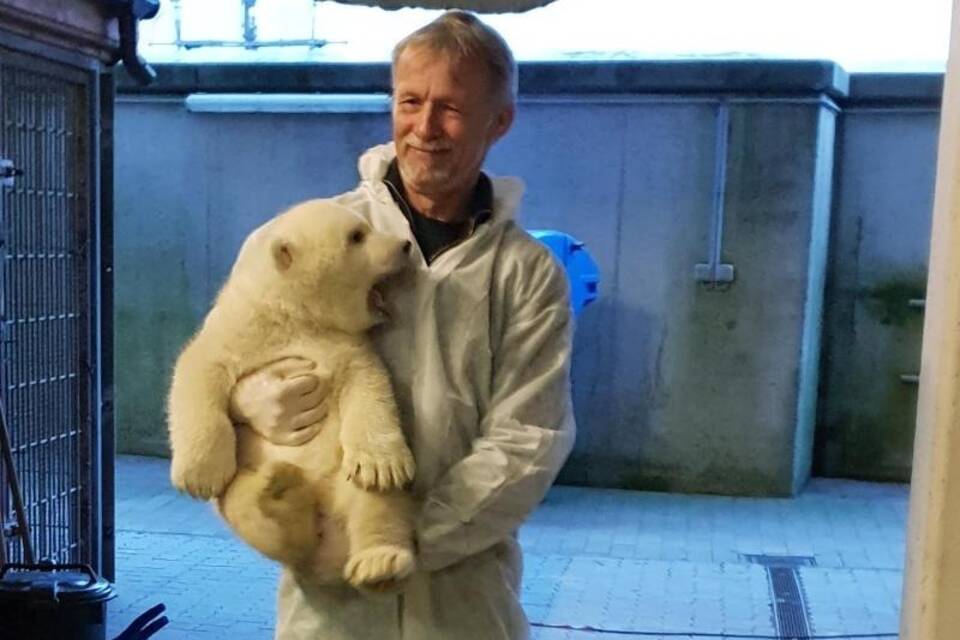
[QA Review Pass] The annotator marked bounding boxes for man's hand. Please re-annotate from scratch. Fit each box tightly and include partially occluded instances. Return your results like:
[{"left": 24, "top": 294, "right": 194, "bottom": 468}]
[{"left": 229, "top": 357, "right": 330, "bottom": 446}]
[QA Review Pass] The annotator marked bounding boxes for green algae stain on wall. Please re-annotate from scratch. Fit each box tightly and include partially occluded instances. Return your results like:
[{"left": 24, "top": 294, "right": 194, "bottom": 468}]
[
  {"left": 824, "top": 273, "right": 926, "bottom": 480},
  {"left": 863, "top": 278, "right": 926, "bottom": 327}
]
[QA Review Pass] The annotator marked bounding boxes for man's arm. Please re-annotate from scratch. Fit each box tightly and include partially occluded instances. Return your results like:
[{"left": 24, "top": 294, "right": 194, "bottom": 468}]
[{"left": 416, "top": 247, "right": 576, "bottom": 572}]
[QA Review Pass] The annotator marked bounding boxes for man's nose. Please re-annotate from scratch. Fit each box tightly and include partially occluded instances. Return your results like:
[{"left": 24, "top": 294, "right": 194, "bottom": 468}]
[{"left": 414, "top": 103, "right": 441, "bottom": 138}]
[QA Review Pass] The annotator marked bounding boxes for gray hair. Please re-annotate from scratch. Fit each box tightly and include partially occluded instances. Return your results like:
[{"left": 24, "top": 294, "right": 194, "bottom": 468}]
[{"left": 391, "top": 10, "right": 518, "bottom": 108}]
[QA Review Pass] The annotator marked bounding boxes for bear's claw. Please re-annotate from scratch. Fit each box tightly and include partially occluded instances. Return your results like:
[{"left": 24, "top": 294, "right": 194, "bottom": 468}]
[{"left": 342, "top": 446, "right": 415, "bottom": 491}]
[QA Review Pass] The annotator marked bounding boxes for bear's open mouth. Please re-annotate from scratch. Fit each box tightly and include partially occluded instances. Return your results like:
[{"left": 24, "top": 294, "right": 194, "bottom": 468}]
[
  {"left": 368, "top": 270, "right": 404, "bottom": 321},
  {"left": 368, "top": 282, "right": 389, "bottom": 319},
  {"left": 368, "top": 263, "right": 412, "bottom": 323}
]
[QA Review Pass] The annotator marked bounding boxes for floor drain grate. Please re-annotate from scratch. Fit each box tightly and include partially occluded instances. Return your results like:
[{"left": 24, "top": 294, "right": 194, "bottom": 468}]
[
  {"left": 743, "top": 554, "right": 815, "bottom": 637},
  {"left": 769, "top": 566, "right": 812, "bottom": 638}
]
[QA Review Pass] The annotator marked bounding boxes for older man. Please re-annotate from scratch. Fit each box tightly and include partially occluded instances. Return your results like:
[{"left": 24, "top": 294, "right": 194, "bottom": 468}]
[{"left": 231, "top": 10, "right": 575, "bottom": 639}]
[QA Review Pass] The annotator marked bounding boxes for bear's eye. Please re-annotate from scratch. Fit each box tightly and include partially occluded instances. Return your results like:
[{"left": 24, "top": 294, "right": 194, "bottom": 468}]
[{"left": 348, "top": 229, "right": 366, "bottom": 245}]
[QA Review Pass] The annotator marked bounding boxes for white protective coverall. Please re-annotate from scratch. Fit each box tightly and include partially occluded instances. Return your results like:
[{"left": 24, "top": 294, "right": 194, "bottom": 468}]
[{"left": 274, "top": 143, "right": 576, "bottom": 639}]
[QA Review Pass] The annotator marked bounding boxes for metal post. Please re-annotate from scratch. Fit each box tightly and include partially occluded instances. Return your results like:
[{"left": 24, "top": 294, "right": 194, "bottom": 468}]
[{"left": 242, "top": 0, "right": 257, "bottom": 49}]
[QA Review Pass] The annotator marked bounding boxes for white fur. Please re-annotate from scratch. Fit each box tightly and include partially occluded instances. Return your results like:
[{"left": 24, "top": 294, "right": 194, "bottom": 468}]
[{"left": 167, "top": 199, "right": 416, "bottom": 590}]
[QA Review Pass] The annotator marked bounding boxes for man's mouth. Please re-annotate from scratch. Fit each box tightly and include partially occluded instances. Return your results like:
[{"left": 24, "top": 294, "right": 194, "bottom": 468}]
[{"left": 406, "top": 141, "right": 452, "bottom": 155}]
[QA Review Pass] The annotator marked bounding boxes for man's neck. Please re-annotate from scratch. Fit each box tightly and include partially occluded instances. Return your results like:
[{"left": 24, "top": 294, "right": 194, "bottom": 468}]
[{"left": 405, "top": 187, "right": 473, "bottom": 224}]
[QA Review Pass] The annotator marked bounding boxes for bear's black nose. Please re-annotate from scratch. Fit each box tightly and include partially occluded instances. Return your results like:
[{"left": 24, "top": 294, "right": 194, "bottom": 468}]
[{"left": 402, "top": 240, "right": 412, "bottom": 254}]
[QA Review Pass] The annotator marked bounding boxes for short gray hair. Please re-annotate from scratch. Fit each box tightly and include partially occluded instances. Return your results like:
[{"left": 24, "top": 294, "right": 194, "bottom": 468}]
[{"left": 391, "top": 10, "right": 518, "bottom": 107}]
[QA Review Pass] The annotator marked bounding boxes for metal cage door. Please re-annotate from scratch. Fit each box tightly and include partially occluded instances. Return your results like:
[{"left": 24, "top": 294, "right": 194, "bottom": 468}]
[{"left": 0, "top": 48, "right": 100, "bottom": 569}]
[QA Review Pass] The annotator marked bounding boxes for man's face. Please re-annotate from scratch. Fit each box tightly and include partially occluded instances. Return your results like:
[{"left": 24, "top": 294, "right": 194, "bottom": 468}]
[{"left": 392, "top": 45, "right": 513, "bottom": 202}]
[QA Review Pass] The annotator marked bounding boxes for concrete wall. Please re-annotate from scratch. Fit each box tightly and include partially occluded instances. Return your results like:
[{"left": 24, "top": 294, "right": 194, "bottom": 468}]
[
  {"left": 816, "top": 103, "right": 940, "bottom": 481},
  {"left": 113, "top": 63, "right": 940, "bottom": 495}
]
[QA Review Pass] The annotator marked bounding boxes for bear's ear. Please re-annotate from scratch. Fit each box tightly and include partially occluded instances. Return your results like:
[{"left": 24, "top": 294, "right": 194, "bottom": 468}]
[{"left": 271, "top": 237, "right": 295, "bottom": 271}]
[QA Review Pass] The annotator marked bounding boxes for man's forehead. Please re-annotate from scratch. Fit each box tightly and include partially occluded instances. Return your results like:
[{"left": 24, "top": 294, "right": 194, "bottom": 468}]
[
  {"left": 393, "top": 54, "right": 495, "bottom": 106},
  {"left": 394, "top": 44, "right": 487, "bottom": 81}
]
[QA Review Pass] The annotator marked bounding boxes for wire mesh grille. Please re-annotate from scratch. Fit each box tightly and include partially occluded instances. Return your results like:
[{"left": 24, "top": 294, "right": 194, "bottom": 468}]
[{"left": 0, "top": 58, "right": 92, "bottom": 566}]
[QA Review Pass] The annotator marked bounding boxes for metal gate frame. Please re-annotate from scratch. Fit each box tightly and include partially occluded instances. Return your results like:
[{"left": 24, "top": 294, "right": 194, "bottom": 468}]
[{"left": 0, "top": 27, "right": 113, "bottom": 580}]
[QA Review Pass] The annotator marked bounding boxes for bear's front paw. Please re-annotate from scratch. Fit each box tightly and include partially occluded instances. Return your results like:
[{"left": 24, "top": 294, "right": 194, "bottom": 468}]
[
  {"left": 170, "top": 445, "right": 237, "bottom": 500},
  {"left": 343, "top": 545, "right": 415, "bottom": 592},
  {"left": 342, "top": 444, "right": 415, "bottom": 491}
]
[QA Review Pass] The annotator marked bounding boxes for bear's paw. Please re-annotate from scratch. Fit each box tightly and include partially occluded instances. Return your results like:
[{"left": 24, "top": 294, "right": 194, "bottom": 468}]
[
  {"left": 343, "top": 544, "right": 415, "bottom": 592},
  {"left": 170, "top": 442, "right": 237, "bottom": 500},
  {"left": 342, "top": 444, "right": 415, "bottom": 491}
]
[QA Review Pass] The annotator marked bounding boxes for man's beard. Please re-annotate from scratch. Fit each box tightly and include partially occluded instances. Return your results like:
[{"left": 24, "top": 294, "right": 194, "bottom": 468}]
[{"left": 398, "top": 154, "right": 456, "bottom": 196}]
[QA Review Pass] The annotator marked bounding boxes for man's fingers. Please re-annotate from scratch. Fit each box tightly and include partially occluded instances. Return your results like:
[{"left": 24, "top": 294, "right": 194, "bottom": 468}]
[
  {"left": 277, "top": 423, "right": 321, "bottom": 446},
  {"left": 297, "top": 383, "right": 329, "bottom": 411},
  {"left": 265, "top": 357, "right": 315, "bottom": 379},
  {"left": 290, "top": 404, "right": 328, "bottom": 431},
  {"left": 284, "top": 373, "right": 320, "bottom": 397}
]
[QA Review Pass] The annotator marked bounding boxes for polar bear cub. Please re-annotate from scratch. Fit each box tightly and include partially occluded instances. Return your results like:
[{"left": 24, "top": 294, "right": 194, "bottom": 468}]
[{"left": 167, "top": 198, "right": 416, "bottom": 590}]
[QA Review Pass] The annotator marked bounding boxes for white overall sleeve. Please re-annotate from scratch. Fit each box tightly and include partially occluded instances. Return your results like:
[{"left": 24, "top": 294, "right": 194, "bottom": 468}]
[{"left": 416, "top": 249, "right": 577, "bottom": 572}]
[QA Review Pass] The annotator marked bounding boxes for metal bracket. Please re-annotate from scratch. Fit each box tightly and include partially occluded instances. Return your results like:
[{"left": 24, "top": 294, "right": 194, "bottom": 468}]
[
  {"left": 0, "top": 158, "right": 22, "bottom": 188},
  {"left": 898, "top": 299, "right": 925, "bottom": 384},
  {"left": 695, "top": 100, "right": 736, "bottom": 286},
  {"left": 2, "top": 521, "right": 19, "bottom": 538}
]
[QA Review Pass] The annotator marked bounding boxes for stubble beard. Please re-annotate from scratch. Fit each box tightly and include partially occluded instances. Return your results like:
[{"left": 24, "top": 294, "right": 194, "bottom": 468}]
[{"left": 397, "top": 154, "right": 456, "bottom": 198}]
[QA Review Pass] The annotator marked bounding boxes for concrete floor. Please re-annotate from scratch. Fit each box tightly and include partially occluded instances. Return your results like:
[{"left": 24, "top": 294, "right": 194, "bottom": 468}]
[{"left": 108, "top": 455, "right": 908, "bottom": 639}]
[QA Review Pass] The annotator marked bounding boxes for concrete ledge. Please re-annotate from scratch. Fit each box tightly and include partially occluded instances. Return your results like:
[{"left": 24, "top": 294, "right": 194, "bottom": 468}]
[
  {"left": 117, "top": 59, "right": 849, "bottom": 98},
  {"left": 846, "top": 73, "right": 944, "bottom": 106}
]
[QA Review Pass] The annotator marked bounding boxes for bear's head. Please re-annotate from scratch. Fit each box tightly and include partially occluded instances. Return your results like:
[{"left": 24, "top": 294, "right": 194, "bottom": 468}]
[{"left": 237, "top": 199, "right": 412, "bottom": 334}]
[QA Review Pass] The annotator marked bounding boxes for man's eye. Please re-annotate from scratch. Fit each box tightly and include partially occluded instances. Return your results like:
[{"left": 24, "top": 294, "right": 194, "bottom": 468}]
[{"left": 349, "top": 229, "right": 366, "bottom": 244}]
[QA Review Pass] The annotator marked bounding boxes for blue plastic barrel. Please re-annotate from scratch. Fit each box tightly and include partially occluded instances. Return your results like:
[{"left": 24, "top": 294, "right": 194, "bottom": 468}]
[{"left": 530, "top": 230, "right": 600, "bottom": 317}]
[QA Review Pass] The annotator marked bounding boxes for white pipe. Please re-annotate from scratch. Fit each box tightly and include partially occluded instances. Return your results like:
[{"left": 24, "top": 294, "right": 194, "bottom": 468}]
[{"left": 184, "top": 93, "right": 391, "bottom": 113}]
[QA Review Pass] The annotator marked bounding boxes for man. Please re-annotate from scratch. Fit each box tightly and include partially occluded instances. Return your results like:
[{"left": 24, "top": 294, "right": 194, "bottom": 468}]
[{"left": 230, "top": 10, "right": 575, "bottom": 639}]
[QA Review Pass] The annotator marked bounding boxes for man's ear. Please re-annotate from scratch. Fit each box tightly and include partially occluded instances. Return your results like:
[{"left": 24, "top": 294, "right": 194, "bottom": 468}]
[
  {"left": 489, "top": 104, "right": 515, "bottom": 143},
  {"left": 271, "top": 237, "right": 295, "bottom": 271}
]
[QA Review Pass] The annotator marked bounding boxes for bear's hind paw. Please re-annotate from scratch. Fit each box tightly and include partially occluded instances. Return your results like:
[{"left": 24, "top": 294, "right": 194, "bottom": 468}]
[
  {"left": 264, "top": 462, "right": 306, "bottom": 499},
  {"left": 343, "top": 545, "right": 415, "bottom": 592}
]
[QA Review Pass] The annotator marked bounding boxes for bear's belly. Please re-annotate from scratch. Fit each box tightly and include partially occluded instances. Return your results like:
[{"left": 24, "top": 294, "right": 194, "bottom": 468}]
[
  {"left": 235, "top": 414, "right": 342, "bottom": 479},
  {"left": 232, "top": 418, "right": 352, "bottom": 583}
]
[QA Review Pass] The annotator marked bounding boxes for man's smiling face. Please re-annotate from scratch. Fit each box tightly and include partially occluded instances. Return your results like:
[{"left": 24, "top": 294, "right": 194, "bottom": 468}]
[{"left": 392, "top": 45, "right": 512, "bottom": 206}]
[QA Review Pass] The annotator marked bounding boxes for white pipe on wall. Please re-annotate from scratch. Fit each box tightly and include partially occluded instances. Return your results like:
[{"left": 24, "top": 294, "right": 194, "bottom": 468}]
[
  {"left": 184, "top": 93, "right": 391, "bottom": 113},
  {"left": 900, "top": 0, "right": 960, "bottom": 637}
]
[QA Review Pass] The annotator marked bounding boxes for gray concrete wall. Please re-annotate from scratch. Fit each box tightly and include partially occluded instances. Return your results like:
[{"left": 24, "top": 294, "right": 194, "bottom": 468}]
[
  {"left": 816, "top": 106, "right": 939, "bottom": 481},
  {"left": 115, "top": 89, "right": 841, "bottom": 496}
]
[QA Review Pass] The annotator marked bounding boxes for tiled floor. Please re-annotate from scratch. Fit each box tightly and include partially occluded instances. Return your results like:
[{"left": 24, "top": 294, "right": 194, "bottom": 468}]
[{"left": 108, "top": 455, "right": 908, "bottom": 639}]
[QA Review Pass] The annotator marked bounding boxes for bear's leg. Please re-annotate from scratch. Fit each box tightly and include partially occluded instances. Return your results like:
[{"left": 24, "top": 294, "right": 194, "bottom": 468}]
[
  {"left": 217, "top": 463, "right": 319, "bottom": 567},
  {"left": 337, "top": 480, "right": 416, "bottom": 592}
]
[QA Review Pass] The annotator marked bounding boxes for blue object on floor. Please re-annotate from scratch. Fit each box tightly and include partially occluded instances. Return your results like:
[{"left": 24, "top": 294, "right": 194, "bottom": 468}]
[{"left": 530, "top": 230, "right": 600, "bottom": 317}]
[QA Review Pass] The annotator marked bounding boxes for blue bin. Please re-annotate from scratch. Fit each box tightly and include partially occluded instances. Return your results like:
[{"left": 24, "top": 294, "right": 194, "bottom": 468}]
[{"left": 530, "top": 230, "right": 600, "bottom": 318}]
